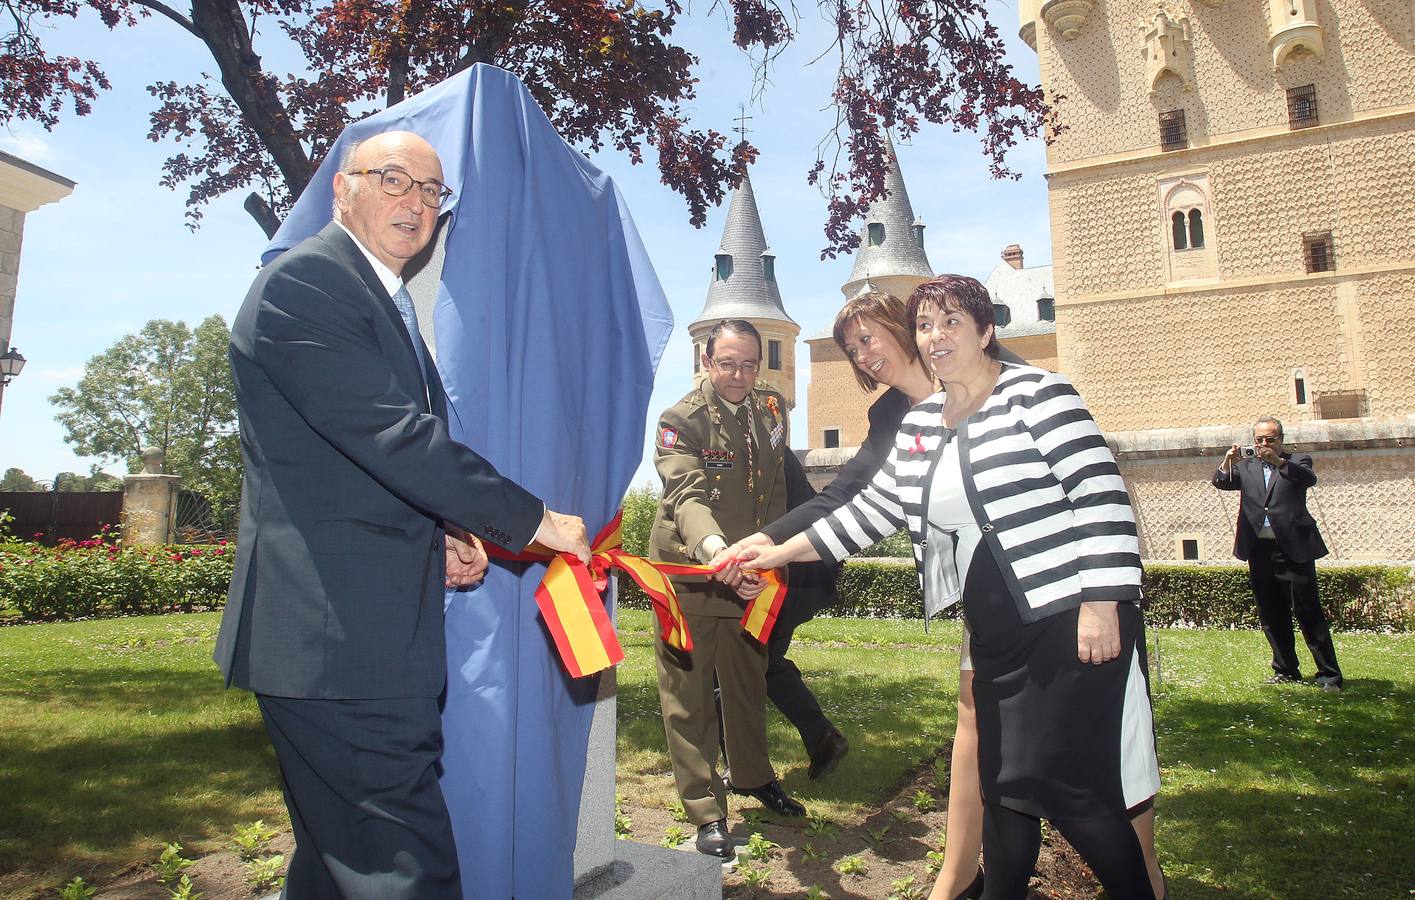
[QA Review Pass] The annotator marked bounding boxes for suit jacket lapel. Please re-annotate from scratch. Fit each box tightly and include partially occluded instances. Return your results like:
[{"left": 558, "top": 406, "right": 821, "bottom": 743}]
[{"left": 318, "top": 223, "right": 431, "bottom": 410}]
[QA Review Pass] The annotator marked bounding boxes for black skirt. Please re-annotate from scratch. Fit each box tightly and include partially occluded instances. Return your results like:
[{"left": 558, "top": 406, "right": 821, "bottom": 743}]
[{"left": 963, "top": 539, "right": 1157, "bottom": 821}]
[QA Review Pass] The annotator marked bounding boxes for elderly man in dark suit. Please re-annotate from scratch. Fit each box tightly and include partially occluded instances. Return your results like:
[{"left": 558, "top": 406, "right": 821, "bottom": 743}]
[
  {"left": 1212, "top": 415, "right": 1343, "bottom": 691},
  {"left": 215, "top": 130, "right": 590, "bottom": 899}
]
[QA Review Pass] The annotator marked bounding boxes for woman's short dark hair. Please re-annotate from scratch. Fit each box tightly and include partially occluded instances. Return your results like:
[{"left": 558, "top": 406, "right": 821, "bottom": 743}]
[
  {"left": 705, "top": 319, "right": 763, "bottom": 359},
  {"left": 831, "top": 291, "right": 920, "bottom": 393},
  {"left": 907, "top": 275, "right": 1002, "bottom": 360}
]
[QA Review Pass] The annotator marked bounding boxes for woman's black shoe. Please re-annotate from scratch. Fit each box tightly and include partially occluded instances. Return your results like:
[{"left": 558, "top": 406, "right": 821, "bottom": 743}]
[{"left": 953, "top": 867, "right": 984, "bottom": 900}]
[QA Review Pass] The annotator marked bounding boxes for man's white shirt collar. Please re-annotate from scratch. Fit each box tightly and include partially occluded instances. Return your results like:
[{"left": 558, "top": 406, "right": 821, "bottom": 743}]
[{"left": 335, "top": 221, "right": 403, "bottom": 299}]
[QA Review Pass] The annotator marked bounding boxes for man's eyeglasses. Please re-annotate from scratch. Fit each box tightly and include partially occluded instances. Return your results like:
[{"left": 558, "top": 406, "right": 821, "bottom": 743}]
[
  {"left": 711, "top": 359, "right": 760, "bottom": 376},
  {"left": 1254, "top": 436, "right": 1281, "bottom": 444},
  {"left": 347, "top": 168, "right": 453, "bottom": 209}
]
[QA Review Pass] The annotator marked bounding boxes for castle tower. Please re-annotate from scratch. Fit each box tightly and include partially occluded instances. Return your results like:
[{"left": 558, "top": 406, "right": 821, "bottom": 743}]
[
  {"left": 839, "top": 137, "right": 935, "bottom": 300},
  {"left": 805, "top": 139, "right": 934, "bottom": 451},
  {"left": 687, "top": 170, "right": 801, "bottom": 408},
  {"left": 1023, "top": 0, "right": 1415, "bottom": 561}
]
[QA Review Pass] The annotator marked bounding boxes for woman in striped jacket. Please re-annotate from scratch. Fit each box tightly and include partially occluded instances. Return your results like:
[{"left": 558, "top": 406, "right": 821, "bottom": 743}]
[{"left": 739, "top": 276, "right": 1162, "bottom": 900}]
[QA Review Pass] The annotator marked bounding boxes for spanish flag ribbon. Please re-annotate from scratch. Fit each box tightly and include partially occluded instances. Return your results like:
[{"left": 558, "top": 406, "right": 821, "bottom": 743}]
[{"left": 484, "top": 511, "right": 786, "bottom": 678}]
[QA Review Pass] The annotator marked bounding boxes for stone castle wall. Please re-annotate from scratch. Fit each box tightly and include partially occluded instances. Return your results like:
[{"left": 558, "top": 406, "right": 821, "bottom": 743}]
[
  {"left": 1039, "top": 0, "right": 1415, "bottom": 166},
  {"left": 805, "top": 337, "right": 879, "bottom": 448}
]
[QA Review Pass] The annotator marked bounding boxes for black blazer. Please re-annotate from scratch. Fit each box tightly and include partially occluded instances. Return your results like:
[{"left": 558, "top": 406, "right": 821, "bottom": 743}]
[
  {"left": 778, "top": 450, "right": 842, "bottom": 623},
  {"left": 215, "top": 224, "right": 545, "bottom": 700},
  {"left": 763, "top": 388, "right": 912, "bottom": 543},
  {"left": 1212, "top": 452, "right": 1328, "bottom": 563}
]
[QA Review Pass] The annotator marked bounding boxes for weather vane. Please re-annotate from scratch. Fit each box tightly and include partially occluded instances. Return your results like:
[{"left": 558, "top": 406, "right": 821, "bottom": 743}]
[{"left": 734, "top": 104, "right": 753, "bottom": 144}]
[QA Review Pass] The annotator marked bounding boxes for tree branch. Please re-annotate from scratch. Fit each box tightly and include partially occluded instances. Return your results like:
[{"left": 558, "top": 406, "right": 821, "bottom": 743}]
[{"left": 130, "top": 0, "right": 200, "bottom": 39}]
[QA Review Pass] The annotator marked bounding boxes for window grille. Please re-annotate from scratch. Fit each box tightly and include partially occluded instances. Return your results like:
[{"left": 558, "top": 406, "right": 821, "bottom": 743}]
[
  {"left": 1287, "top": 84, "right": 1318, "bottom": 129},
  {"left": 1303, "top": 231, "right": 1334, "bottom": 273},
  {"left": 1159, "top": 109, "right": 1187, "bottom": 151}
]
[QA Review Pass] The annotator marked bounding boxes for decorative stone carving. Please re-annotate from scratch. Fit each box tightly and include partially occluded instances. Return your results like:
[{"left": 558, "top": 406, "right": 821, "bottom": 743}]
[
  {"left": 140, "top": 446, "right": 165, "bottom": 474},
  {"left": 1268, "top": 0, "right": 1324, "bottom": 67},
  {"left": 1018, "top": 0, "right": 1043, "bottom": 50},
  {"left": 1041, "top": 0, "right": 1096, "bottom": 40},
  {"left": 1143, "top": 8, "right": 1195, "bottom": 94}
]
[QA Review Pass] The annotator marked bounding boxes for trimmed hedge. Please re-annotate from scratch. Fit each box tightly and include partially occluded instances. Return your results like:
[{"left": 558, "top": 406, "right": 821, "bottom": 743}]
[
  {"left": 618, "top": 558, "right": 1413, "bottom": 633},
  {"left": 0, "top": 538, "right": 233, "bottom": 621}
]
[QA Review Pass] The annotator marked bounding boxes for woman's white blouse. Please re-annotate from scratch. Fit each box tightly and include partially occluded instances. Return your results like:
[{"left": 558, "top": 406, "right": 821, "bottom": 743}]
[{"left": 924, "top": 433, "right": 983, "bottom": 616}]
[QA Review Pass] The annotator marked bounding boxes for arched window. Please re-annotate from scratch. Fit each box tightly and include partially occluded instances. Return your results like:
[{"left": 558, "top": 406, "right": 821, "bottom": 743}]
[
  {"left": 714, "top": 254, "right": 733, "bottom": 281},
  {"left": 1188, "top": 209, "right": 1205, "bottom": 248},
  {"left": 1171, "top": 211, "right": 1188, "bottom": 250},
  {"left": 867, "top": 223, "right": 885, "bottom": 246}
]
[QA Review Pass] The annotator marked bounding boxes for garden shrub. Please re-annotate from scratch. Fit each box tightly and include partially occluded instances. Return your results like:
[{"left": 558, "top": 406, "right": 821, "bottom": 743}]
[
  {"left": 0, "top": 537, "right": 233, "bottom": 621},
  {"left": 617, "top": 557, "right": 1412, "bottom": 632}
]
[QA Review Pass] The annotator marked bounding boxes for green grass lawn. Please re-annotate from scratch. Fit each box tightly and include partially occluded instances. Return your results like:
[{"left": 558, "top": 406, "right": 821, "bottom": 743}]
[{"left": 1, "top": 609, "right": 1411, "bottom": 899}]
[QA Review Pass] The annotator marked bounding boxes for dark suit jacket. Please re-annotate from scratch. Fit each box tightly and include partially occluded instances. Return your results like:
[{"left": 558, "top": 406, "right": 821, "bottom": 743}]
[
  {"left": 1212, "top": 452, "right": 1328, "bottom": 563},
  {"left": 763, "top": 388, "right": 911, "bottom": 543},
  {"left": 779, "top": 450, "right": 842, "bottom": 625},
  {"left": 215, "top": 223, "right": 545, "bottom": 700}
]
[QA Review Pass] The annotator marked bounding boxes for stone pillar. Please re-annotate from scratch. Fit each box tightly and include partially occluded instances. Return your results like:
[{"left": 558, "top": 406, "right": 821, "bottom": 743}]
[
  {"left": 121, "top": 448, "right": 181, "bottom": 546},
  {"left": 572, "top": 582, "right": 724, "bottom": 899}
]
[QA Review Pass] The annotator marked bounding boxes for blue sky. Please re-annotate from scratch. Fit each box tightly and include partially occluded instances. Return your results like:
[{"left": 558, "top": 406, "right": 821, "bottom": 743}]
[{"left": 0, "top": 2, "right": 1052, "bottom": 491}]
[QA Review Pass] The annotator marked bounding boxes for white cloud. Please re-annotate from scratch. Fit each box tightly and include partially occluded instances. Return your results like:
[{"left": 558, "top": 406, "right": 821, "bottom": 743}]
[{"left": 0, "top": 129, "right": 60, "bottom": 165}]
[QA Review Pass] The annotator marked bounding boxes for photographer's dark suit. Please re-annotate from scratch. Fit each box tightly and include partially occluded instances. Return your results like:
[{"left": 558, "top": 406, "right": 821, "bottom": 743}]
[
  {"left": 1212, "top": 452, "right": 1342, "bottom": 685},
  {"left": 216, "top": 223, "right": 544, "bottom": 898}
]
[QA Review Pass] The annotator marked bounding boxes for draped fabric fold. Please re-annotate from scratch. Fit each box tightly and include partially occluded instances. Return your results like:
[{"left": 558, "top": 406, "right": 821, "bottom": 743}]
[{"left": 262, "top": 65, "right": 672, "bottom": 898}]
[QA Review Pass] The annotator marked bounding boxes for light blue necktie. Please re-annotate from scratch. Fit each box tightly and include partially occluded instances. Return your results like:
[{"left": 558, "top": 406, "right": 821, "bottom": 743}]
[{"left": 390, "top": 284, "right": 430, "bottom": 388}]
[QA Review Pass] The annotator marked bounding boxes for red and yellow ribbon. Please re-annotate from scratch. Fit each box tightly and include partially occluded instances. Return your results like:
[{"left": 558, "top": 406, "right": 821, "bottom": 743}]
[{"left": 485, "top": 511, "right": 787, "bottom": 678}]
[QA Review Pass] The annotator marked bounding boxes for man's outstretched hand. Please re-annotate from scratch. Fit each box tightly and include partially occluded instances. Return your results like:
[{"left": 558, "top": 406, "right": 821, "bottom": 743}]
[{"left": 531, "top": 509, "right": 592, "bottom": 565}]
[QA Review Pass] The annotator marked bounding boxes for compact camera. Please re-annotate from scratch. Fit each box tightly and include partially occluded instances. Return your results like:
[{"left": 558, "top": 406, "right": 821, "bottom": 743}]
[{"left": 1240, "top": 445, "right": 1257, "bottom": 458}]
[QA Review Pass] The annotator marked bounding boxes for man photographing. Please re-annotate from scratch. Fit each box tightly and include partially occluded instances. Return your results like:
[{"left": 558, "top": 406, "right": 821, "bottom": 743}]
[{"left": 1212, "top": 416, "right": 1343, "bottom": 691}]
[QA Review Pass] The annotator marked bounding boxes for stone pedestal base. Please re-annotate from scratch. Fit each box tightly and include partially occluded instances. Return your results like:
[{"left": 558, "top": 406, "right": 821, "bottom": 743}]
[{"left": 573, "top": 841, "right": 723, "bottom": 900}]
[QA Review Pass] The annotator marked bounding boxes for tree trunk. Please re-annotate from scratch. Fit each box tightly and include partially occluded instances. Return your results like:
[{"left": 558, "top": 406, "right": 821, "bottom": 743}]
[
  {"left": 243, "top": 192, "right": 282, "bottom": 240},
  {"left": 187, "top": 0, "right": 313, "bottom": 222}
]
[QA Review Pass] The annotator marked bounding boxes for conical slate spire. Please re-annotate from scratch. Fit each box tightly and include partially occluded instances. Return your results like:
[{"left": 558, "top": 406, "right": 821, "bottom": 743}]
[
  {"left": 844, "top": 137, "right": 933, "bottom": 295},
  {"left": 689, "top": 171, "right": 798, "bottom": 330}
]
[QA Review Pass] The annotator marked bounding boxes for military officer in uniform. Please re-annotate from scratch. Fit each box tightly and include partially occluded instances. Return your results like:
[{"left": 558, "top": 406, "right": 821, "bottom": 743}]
[{"left": 650, "top": 319, "right": 807, "bottom": 860}]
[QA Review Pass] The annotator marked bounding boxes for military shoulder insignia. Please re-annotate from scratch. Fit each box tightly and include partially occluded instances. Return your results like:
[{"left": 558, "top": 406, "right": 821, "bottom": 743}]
[{"left": 658, "top": 427, "right": 679, "bottom": 449}]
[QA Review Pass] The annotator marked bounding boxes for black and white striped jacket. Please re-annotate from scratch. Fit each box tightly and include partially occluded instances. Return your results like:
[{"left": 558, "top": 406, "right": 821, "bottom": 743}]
[{"left": 806, "top": 363, "right": 1142, "bottom": 624}]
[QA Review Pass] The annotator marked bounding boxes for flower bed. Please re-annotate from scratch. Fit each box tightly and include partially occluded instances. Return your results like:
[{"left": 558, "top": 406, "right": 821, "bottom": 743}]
[{"left": 0, "top": 530, "right": 234, "bottom": 621}]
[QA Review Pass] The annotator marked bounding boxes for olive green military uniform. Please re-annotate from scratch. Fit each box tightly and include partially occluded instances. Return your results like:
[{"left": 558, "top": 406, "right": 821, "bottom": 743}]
[{"left": 650, "top": 374, "right": 789, "bottom": 826}]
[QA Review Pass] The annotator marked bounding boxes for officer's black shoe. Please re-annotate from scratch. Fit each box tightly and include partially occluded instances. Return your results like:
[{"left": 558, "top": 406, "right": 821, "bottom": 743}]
[
  {"left": 695, "top": 819, "right": 734, "bottom": 858},
  {"left": 807, "top": 728, "right": 850, "bottom": 781},
  {"left": 729, "top": 778, "right": 807, "bottom": 817}
]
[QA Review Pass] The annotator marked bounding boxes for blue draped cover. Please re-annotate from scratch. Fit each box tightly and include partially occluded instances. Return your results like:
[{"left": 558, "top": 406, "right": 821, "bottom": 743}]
[{"left": 263, "top": 64, "right": 673, "bottom": 898}]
